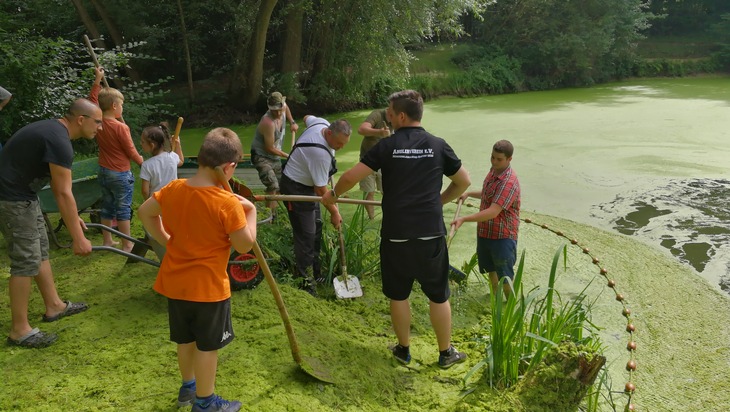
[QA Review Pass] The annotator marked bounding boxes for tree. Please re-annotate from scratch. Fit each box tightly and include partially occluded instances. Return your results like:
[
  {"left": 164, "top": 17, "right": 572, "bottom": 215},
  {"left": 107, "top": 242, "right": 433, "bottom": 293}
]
[
  {"left": 176, "top": 0, "right": 195, "bottom": 106},
  {"left": 299, "top": 0, "right": 487, "bottom": 110},
  {"left": 711, "top": 13, "right": 730, "bottom": 70},
  {"left": 242, "top": 0, "right": 279, "bottom": 107},
  {"left": 89, "top": 0, "right": 141, "bottom": 82},
  {"left": 648, "top": 0, "right": 730, "bottom": 35},
  {"left": 469, "top": 0, "right": 650, "bottom": 88},
  {"left": 280, "top": 0, "right": 308, "bottom": 75}
]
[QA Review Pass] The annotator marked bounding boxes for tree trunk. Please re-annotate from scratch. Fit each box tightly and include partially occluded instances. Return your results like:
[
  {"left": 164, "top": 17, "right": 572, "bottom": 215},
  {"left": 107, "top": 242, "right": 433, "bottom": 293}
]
[
  {"left": 70, "top": 0, "right": 107, "bottom": 50},
  {"left": 240, "top": 0, "right": 279, "bottom": 108},
  {"left": 310, "top": 15, "right": 334, "bottom": 82},
  {"left": 89, "top": 0, "right": 141, "bottom": 83},
  {"left": 176, "top": 0, "right": 195, "bottom": 106},
  {"left": 281, "top": 1, "right": 305, "bottom": 74}
]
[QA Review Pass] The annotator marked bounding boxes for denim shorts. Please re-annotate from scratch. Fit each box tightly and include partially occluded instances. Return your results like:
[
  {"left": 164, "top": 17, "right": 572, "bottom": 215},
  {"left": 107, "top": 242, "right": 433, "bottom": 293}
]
[
  {"left": 477, "top": 237, "right": 517, "bottom": 280},
  {"left": 98, "top": 167, "right": 134, "bottom": 221},
  {"left": 0, "top": 199, "right": 49, "bottom": 276}
]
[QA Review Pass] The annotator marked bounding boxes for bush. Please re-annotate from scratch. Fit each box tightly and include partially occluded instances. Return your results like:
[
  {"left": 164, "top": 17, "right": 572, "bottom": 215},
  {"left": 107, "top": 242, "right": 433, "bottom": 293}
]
[
  {"left": 407, "top": 46, "right": 523, "bottom": 98},
  {"left": 0, "top": 32, "right": 171, "bottom": 154},
  {"left": 0, "top": 31, "right": 87, "bottom": 143},
  {"left": 632, "top": 57, "right": 720, "bottom": 77}
]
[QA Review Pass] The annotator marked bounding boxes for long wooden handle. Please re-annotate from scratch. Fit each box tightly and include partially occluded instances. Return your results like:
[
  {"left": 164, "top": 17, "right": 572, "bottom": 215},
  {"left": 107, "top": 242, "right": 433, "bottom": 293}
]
[
  {"left": 83, "top": 35, "right": 109, "bottom": 88},
  {"left": 448, "top": 198, "right": 464, "bottom": 248},
  {"left": 171, "top": 117, "right": 184, "bottom": 152},
  {"left": 172, "top": 117, "right": 184, "bottom": 139},
  {"left": 215, "top": 167, "right": 302, "bottom": 364},
  {"left": 291, "top": 130, "right": 296, "bottom": 151},
  {"left": 254, "top": 194, "right": 381, "bottom": 206},
  {"left": 337, "top": 226, "right": 348, "bottom": 278}
]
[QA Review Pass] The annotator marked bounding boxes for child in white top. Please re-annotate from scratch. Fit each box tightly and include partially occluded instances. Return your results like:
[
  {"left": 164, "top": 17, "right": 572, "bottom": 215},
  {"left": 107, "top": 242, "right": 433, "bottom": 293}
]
[{"left": 140, "top": 122, "right": 184, "bottom": 199}]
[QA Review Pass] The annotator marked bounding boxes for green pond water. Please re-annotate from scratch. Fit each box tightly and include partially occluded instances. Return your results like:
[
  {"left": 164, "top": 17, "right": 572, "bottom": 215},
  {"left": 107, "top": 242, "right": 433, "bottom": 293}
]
[
  {"left": 419, "top": 77, "right": 730, "bottom": 292},
  {"left": 187, "top": 76, "right": 730, "bottom": 293}
]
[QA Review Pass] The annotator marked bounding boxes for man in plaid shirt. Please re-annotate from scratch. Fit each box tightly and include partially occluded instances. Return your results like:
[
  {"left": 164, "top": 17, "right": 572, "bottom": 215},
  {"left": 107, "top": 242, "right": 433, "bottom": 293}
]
[{"left": 452, "top": 140, "right": 520, "bottom": 298}]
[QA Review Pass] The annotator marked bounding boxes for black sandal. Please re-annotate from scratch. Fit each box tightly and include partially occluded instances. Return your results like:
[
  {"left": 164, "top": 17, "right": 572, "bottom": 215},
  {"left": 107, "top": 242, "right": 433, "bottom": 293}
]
[
  {"left": 7, "top": 328, "right": 58, "bottom": 348},
  {"left": 42, "top": 301, "right": 89, "bottom": 322}
]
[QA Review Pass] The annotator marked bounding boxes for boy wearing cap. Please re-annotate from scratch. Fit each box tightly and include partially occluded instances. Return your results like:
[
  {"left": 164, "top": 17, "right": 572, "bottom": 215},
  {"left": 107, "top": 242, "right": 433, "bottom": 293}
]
[{"left": 251, "top": 92, "right": 299, "bottom": 216}]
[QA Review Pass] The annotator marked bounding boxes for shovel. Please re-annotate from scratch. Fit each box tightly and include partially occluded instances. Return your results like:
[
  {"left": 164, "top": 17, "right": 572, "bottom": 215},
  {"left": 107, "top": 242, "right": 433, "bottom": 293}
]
[
  {"left": 333, "top": 225, "right": 363, "bottom": 299},
  {"left": 215, "top": 167, "right": 334, "bottom": 384},
  {"left": 448, "top": 198, "right": 469, "bottom": 283}
]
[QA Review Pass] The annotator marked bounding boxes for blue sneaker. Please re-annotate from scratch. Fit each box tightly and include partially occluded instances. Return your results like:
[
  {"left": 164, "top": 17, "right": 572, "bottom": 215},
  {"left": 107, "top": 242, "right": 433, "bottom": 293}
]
[
  {"left": 177, "top": 384, "right": 196, "bottom": 407},
  {"left": 191, "top": 394, "right": 242, "bottom": 412}
]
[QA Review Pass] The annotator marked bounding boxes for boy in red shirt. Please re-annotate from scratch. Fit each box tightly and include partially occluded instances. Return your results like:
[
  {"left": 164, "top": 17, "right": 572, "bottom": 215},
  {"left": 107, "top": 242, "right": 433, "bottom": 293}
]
[
  {"left": 88, "top": 67, "right": 143, "bottom": 252},
  {"left": 138, "top": 128, "right": 257, "bottom": 412}
]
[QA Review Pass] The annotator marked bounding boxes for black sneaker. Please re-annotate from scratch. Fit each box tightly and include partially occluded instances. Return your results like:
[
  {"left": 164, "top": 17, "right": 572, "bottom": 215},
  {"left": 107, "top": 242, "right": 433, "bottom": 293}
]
[
  {"left": 390, "top": 343, "right": 411, "bottom": 365},
  {"left": 438, "top": 345, "right": 466, "bottom": 369},
  {"left": 299, "top": 281, "right": 318, "bottom": 297}
]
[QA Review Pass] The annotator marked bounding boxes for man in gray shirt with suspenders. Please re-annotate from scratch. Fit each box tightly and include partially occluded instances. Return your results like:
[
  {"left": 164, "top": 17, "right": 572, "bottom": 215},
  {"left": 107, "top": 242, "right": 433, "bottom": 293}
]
[{"left": 280, "top": 115, "right": 351, "bottom": 296}]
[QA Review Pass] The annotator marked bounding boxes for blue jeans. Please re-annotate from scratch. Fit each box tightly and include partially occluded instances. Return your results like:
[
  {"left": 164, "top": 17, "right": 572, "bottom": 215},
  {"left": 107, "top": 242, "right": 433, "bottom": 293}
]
[{"left": 98, "top": 167, "right": 134, "bottom": 220}]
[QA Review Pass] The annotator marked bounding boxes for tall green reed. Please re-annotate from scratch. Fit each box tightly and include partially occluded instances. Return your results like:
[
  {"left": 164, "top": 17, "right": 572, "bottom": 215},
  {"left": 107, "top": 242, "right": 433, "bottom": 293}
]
[{"left": 465, "top": 245, "right": 602, "bottom": 389}]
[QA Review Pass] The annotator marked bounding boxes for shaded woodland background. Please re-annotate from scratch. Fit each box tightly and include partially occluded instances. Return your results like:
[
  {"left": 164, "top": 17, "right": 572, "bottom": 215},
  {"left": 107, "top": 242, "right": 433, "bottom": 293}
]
[{"left": 1, "top": 0, "right": 730, "bottom": 142}]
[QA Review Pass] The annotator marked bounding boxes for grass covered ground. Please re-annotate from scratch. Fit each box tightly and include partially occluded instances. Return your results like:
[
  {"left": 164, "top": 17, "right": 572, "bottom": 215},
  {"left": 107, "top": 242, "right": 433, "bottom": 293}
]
[{"left": 3, "top": 205, "right": 730, "bottom": 411}]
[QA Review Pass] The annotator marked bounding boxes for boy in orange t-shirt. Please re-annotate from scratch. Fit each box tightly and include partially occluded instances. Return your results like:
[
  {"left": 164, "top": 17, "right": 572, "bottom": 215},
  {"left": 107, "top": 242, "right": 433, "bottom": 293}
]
[
  {"left": 138, "top": 128, "right": 257, "bottom": 412},
  {"left": 88, "top": 67, "right": 143, "bottom": 252}
]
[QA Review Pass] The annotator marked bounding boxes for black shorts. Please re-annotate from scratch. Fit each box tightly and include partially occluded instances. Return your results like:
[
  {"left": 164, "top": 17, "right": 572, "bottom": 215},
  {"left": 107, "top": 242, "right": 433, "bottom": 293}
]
[
  {"left": 380, "top": 237, "right": 450, "bottom": 303},
  {"left": 168, "top": 298, "right": 234, "bottom": 351}
]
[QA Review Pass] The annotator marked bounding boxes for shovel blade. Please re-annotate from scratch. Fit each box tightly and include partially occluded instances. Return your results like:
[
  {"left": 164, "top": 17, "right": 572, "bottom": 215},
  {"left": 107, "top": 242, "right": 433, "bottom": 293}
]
[{"left": 333, "top": 275, "right": 363, "bottom": 299}]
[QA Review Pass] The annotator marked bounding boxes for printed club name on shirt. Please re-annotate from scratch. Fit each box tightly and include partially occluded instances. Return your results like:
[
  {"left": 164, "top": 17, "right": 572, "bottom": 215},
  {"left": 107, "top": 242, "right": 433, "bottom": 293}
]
[{"left": 392, "top": 148, "right": 434, "bottom": 159}]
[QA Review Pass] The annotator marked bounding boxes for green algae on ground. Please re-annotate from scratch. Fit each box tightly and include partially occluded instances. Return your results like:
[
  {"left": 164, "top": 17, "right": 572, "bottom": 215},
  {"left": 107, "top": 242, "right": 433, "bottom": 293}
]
[{"left": 2, "top": 211, "right": 730, "bottom": 411}]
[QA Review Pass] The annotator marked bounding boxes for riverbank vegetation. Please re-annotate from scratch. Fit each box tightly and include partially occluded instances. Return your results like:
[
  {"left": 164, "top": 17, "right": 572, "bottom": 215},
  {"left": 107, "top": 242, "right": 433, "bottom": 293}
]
[{"left": 2, "top": 0, "right": 730, "bottom": 143}]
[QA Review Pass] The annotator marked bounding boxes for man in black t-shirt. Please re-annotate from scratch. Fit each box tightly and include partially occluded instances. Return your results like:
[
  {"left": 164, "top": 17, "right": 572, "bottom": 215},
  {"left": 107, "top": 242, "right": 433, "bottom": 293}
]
[
  {"left": 0, "top": 98, "right": 101, "bottom": 348},
  {"left": 323, "top": 90, "right": 471, "bottom": 369}
]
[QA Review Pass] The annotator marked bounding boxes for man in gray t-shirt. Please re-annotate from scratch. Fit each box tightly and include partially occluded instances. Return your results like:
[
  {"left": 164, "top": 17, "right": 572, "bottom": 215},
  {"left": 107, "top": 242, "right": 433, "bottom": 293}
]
[{"left": 280, "top": 115, "right": 351, "bottom": 295}]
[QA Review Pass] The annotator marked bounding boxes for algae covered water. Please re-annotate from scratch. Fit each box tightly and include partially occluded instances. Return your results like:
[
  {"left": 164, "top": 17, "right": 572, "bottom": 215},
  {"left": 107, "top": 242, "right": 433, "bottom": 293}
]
[{"left": 416, "top": 77, "right": 730, "bottom": 293}]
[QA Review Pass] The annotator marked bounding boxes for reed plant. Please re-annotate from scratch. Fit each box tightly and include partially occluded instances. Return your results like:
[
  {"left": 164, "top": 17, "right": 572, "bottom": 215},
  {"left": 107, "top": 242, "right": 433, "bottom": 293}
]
[
  {"left": 320, "top": 202, "right": 381, "bottom": 283},
  {"left": 583, "top": 367, "right": 618, "bottom": 412},
  {"left": 465, "top": 245, "right": 603, "bottom": 389}
]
